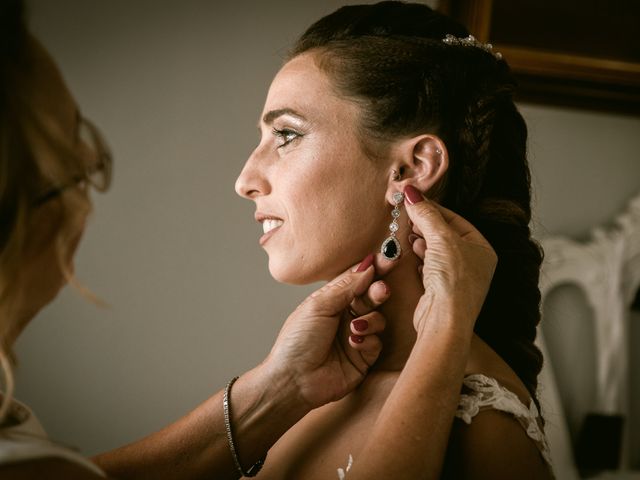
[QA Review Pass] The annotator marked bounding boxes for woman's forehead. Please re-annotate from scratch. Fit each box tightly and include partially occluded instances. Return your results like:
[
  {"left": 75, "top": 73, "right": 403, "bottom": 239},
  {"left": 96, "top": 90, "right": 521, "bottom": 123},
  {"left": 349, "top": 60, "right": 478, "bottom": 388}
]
[{"left": 263, "top": 53, "right": 358, "bottom": 126}]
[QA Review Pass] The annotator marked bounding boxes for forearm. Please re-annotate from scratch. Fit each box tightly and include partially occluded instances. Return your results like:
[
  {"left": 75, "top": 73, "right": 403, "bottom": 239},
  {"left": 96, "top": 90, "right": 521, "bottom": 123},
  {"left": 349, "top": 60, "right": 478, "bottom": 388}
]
[
  {"left": 93, "top": 363, "right": 310, "bottom": 480},
  {"left": 348, "top": 302, "right": 473, "bottom": 480}
]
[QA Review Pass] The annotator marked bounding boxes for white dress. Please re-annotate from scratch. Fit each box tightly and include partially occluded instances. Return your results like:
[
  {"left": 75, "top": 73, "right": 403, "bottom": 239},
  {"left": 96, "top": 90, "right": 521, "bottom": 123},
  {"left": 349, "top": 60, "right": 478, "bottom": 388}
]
[
  {"left": 0, "top": 396, "right": 105, "bottom": 476},
  {"left": 337, "top": 374, "right": 553, "bottom": 479}
]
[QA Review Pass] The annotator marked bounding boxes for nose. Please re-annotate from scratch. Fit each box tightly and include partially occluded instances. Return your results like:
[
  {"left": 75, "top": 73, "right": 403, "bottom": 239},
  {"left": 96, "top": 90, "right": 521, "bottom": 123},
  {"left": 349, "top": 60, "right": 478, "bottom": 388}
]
[{"left": 235, "top": 149, "right": 271, "bottom": 200}]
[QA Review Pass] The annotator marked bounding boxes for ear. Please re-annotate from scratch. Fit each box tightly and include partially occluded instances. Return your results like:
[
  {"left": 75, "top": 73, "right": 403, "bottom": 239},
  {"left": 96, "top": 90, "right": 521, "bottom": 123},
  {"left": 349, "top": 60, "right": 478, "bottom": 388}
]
[{"left": 385, "top": 134, "right": 448, "bottom": 204}]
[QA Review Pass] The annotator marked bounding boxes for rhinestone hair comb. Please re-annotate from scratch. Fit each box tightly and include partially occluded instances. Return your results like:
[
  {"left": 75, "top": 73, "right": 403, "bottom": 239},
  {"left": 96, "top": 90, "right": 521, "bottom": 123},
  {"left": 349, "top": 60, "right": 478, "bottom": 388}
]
[{"left": 442, "top": 34, "right": 502, "bottom": 60}]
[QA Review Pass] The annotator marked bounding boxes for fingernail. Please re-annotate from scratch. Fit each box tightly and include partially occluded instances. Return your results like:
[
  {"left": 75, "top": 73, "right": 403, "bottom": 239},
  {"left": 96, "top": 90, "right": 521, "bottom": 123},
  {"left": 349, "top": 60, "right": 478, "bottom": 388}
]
[
  {"left": 350, "top": 334, "right": 365, "bottom": 344},
  {"left": 352, "top": 319, "right": 368, "bottom": 332},
  {"left": 354, "top": 253, "right": 374, "bottom": 272},
  {"left": 378, "top": 280, "right": 390, "bottom": 296},
  {"left": 404, "top": 185, "right": 424, "bottom": 205},
  {"left": 408, "top": 234, "right": 419, "bottom": 244}
]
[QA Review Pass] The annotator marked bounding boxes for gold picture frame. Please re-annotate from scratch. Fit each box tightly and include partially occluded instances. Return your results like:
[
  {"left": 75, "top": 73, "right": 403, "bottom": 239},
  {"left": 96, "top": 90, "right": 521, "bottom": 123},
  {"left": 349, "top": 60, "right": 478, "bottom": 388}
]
[{"left": 439, "top": 0, "right": 640, "bottom": 114}]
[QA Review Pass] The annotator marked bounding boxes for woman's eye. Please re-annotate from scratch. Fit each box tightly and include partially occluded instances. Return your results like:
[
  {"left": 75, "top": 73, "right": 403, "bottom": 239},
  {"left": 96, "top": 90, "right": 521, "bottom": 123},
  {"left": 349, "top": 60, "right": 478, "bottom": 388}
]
[{"left": 272, "top": 128, "right": 302, "bottom": 148}]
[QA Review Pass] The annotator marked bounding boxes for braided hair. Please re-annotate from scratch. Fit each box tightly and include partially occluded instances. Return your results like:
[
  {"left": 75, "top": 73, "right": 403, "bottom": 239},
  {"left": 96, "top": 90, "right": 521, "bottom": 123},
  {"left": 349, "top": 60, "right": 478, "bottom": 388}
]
[{"left": 290, "top": 1, "right": 545, "bottom": 412}]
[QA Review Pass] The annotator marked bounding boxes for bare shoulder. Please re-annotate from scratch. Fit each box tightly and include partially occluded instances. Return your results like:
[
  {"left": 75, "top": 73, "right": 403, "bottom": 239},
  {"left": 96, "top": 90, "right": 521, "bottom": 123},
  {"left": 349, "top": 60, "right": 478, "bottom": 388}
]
[
  {"left": 443, "top": 335, "right": 553, "bottom": 479},
  {"left": 465, "top": 335, "right": 532, "bottom": 404},
  {"left": 444, "top": 409, "right": 553, "bottom": 480},
  {"left": 0, "top": 457, "right": 107, "bottom": 480}
]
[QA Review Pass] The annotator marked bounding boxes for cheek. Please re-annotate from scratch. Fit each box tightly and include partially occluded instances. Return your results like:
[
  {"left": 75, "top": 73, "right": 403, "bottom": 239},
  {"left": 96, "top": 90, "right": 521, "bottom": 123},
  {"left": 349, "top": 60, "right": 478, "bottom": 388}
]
[
  {"left": 276, "top": 166, "right": 387, "bottom": 282},
  {"left": 264, "top": 115, "right": 395, "bottom": 283}
]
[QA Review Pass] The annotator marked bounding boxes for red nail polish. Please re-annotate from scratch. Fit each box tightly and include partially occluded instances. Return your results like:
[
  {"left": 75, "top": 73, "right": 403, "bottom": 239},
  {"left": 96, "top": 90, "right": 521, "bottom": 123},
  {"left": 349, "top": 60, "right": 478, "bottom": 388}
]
[
  {"left": 355, "top": 253, "right": 374, "bottom": 272},
  {"left": 352, "top": 319, "right": 368, "bottom": 332},
  {"left": 350, "top": 334, "right": 365, "bottom": 344},
  {"left": 404, "top": 185, "right": 424, "bottom": 205}
]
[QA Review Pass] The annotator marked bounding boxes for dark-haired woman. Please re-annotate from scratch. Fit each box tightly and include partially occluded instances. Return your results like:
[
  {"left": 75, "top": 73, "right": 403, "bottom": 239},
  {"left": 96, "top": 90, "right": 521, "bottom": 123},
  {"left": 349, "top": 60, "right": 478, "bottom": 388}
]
[
  {"left": 1, "top": 1, "right": 548, "bottom": 480},
  {"left": 233, "top": 1, "right": 553, "bottom": 478}
]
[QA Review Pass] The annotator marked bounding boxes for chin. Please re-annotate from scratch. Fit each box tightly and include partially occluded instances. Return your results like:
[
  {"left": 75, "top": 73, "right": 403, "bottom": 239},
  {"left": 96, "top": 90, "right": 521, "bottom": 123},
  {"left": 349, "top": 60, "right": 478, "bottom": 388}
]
[
  {"left": 267, "top": 254, "right": 352, "bottom": 285},
  {"left": 268, "top": 259, "right": 312, "bottom": 285}
]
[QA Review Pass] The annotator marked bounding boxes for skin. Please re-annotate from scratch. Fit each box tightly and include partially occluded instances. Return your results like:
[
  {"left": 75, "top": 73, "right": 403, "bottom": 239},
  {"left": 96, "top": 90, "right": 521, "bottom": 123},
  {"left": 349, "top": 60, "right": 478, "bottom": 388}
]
[
  {"left": 2, "top": 38, "right": 395, "bottom": 480},
  {"left": 3, "top": 37, "right": 550, "bottom": 480},
  {"left": 236, "top": 53, "right": 553, "bottom": 479},
  {"left": 236, "top": 52, "right": 390, "bottom": 285}
]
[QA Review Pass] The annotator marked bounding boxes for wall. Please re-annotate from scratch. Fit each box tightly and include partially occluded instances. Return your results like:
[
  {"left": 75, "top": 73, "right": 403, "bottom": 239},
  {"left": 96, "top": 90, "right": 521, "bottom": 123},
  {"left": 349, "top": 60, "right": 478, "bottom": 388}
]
[
  {"left": 522, "top": 103, "right": 640, "bottom": 469},
  {"left": 15, "top": 0, "right": 640, "bottom": 459}
]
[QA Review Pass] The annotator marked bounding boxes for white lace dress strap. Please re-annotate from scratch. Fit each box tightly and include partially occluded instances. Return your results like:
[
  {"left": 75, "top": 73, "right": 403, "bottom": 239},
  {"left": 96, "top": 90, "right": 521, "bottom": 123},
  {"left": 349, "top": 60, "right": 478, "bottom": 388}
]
[
  {"left": 455, "top": 373, "right": 552, "bottom": 467},
  {"left": 336, "top": 374, "right": 554, "bottom": 479}
]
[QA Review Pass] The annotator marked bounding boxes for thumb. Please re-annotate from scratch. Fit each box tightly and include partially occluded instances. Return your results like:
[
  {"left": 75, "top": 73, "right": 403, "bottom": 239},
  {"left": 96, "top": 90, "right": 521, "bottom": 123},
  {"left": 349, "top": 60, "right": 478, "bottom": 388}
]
[
  {"left": 403, "top": 185, "right": 448, "bottom": 239},
  {"left": 305, "top": 255, "right": 376, "bottom": 316}
]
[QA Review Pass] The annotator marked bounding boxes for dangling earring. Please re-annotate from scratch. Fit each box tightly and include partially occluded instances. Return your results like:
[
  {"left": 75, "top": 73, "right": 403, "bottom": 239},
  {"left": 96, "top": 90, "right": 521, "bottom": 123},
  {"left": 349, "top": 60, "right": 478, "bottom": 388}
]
[{"left": 381, "top": 192, "right": 404, "bottom": 260}]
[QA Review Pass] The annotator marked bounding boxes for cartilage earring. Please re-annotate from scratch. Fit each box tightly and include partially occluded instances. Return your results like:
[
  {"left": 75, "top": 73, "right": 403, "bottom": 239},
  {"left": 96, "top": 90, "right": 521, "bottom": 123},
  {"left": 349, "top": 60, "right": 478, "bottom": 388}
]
[{"left": 381, "top": 192, "right": 404, "bottom": 260}]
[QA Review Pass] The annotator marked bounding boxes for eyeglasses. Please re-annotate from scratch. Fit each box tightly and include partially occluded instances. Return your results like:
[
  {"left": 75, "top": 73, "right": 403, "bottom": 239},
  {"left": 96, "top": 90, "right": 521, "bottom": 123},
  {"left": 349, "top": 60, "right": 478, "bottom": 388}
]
[{"left": 32, "top": 116, "right": 113, "bottom": 207}]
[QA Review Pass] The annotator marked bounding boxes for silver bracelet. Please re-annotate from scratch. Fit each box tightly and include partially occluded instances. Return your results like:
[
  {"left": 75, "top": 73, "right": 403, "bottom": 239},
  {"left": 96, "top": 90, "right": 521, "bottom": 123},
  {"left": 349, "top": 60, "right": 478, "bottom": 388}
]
[{"left": 223, "top": 376, "right": 266, "bottom": 478}]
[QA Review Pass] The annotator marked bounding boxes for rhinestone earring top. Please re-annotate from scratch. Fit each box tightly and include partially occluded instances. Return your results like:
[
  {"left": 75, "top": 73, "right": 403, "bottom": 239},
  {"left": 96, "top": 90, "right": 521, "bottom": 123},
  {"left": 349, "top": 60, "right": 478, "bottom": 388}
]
[{"left": 381, "top": 192, "right": 404, "bottom": 261}]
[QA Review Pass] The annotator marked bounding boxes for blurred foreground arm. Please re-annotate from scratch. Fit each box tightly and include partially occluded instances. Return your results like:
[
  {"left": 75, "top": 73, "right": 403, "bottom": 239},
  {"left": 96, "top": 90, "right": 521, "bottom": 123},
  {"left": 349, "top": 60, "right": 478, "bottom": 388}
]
[{"left": 93, "top": 257, "right": 391, "bottom": 480}]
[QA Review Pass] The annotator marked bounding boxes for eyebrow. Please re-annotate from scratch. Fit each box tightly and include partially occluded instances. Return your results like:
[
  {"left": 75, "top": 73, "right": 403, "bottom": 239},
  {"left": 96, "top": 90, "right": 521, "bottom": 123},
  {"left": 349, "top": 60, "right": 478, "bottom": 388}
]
[{"left": 261, "top": 108, "right": 308, "bottom": 126}]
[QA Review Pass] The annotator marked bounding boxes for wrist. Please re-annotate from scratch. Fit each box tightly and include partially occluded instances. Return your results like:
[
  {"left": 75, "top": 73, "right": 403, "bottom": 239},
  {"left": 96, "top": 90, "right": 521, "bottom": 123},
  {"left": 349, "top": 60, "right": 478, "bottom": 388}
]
[
  {"left": 415, "top": 298, "right": 475, "bottom": 344},
  {"left": 222, "top": 363, "right": 311, "bottom": 474},
  {"left": 253, "top": 357, "right": 314, "bottom": 418}
]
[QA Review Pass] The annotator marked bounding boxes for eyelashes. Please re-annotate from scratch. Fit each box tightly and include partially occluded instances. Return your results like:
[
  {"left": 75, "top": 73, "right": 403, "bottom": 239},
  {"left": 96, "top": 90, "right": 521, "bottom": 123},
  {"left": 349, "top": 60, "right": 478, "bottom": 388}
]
[{"left": 272, "top": 127, "right": 303, "bottom": 149}]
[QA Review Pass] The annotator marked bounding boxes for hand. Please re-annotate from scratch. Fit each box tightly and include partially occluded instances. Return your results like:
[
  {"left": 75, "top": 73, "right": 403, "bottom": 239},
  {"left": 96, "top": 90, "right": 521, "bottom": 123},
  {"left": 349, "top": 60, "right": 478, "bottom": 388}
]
[
  {"left": 403, "top": 185, "right": 497, "bottom": 335},
  {"left": 264, "top": 254, "right": 395, "bottom": 409}
]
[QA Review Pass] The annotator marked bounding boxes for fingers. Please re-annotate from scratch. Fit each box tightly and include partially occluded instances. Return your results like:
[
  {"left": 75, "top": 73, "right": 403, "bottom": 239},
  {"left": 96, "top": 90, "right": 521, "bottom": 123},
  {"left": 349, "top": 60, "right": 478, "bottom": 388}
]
[
  {"left": 307, "top": 255, "right": 376, "bottom": 315},
  {"left": 348, "top": 280, "right": 390, "bottom": 318},
  {"left": 403, "top": 185, "right": 486, "bottom": 243},
  {"left": 349, "top": 310, "right": 385, "bottom": 336},
  {"left": 403, "top": 186, "right": 450, "bottom": 240},
  {"left": 431, "top": 203, "right": 484, "bottom": 241},
  {"left": 371, "top": 252, "right": 399, "bottom": 277},
  {"left": 411, "top": 236, "right": 427, "bottom": 260},
  {"left": 348, "top": 310, "right": 385, "bottom": 367},
  {"left": 348, "top": 333, "right": 382, "bottom": 367}
]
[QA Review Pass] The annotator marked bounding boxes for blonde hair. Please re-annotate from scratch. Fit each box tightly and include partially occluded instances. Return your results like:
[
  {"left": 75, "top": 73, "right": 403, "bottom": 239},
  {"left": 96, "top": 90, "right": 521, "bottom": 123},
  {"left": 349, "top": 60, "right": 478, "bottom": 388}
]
[{"left": 0, "top": 10, "right": 94, "bottom": 421}]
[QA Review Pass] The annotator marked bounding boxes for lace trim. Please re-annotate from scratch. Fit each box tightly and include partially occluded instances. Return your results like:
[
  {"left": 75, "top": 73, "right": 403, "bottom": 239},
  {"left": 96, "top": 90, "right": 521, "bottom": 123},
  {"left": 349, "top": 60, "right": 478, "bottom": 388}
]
[
  {"left": 455, "top": 374, "right": 552, "bottom": 466},
  {"left": 337, "top": 374, "right": 553, "bottom": 478}
]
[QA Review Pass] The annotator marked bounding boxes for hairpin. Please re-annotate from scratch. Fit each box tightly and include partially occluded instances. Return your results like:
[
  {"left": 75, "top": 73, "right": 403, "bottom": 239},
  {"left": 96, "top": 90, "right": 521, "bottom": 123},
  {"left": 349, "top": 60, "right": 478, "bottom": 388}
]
[{"left": 442, "top": 34, "right": 502, "bottom": 60}]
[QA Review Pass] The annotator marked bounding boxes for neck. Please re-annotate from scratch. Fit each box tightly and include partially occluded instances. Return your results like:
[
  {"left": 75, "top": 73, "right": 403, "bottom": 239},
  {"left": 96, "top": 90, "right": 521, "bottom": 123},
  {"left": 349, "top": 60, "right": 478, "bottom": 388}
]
[{"left": 371, "top": 251, "right": 424, "bottom": 372}]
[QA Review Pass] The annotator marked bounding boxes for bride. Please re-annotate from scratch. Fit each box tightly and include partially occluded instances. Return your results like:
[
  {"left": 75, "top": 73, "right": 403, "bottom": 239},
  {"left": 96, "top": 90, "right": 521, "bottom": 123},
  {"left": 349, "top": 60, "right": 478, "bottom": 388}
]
[{"left": 235, "top": 2, "right": 553, "bottom": 478}]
